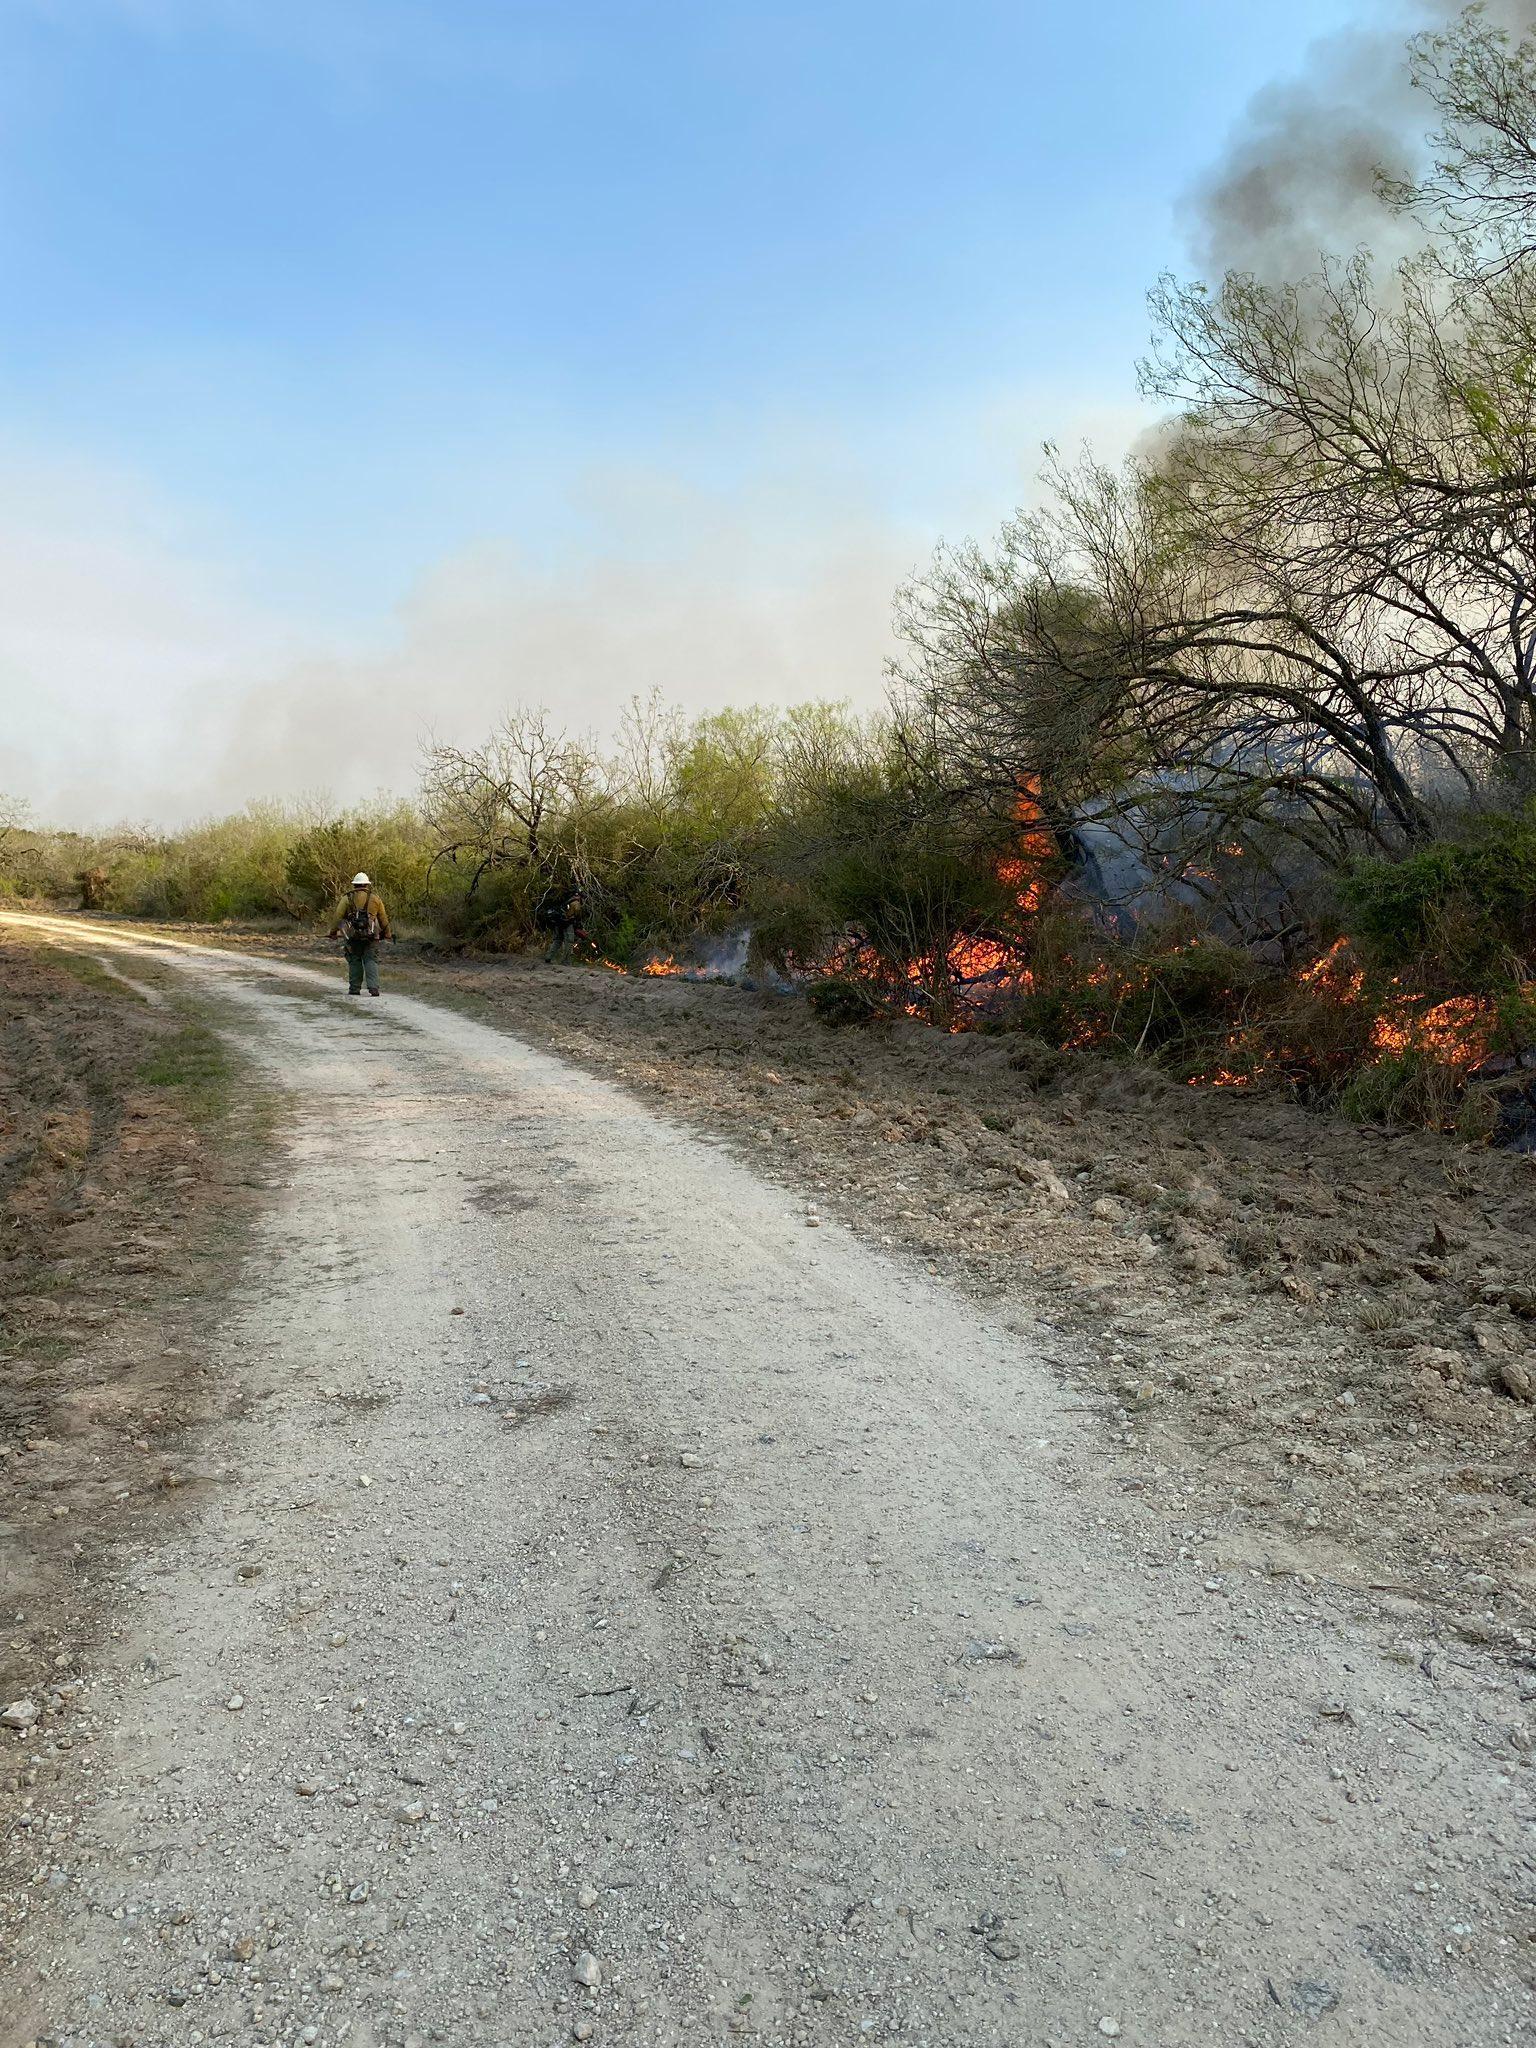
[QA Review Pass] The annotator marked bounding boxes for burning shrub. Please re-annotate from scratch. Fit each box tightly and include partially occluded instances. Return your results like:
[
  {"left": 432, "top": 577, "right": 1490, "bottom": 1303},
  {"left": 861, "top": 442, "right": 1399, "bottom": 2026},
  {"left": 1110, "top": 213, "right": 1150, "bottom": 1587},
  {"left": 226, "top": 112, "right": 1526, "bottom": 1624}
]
[
  {"left": 1235, "top": 958, "right": 1380, "bottom": 1093},
  {"left": 750, "top": 747, "right": 1041, "bottom": 1025},
  {"left": 1114, "top": 939, "right": 1269, "bottom": 1064},
  {"left": 814, "top": 838, "right": 1020, "bottom": 1019},
  {"left": 1003, "top": 916, "right": 1270, "bottom": 1073}
]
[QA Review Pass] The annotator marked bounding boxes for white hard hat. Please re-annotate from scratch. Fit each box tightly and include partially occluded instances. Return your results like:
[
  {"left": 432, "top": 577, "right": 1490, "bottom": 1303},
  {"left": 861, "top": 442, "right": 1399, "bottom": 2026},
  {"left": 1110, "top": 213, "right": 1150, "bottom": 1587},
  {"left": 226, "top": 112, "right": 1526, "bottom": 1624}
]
[{"left": 351, "top": 872, "right": 371, "bottom": 888}]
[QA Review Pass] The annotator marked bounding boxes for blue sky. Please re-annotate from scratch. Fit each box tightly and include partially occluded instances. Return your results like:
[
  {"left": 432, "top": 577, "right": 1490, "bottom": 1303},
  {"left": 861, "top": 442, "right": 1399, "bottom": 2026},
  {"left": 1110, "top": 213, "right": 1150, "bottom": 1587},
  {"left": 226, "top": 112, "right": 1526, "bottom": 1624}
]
[{"left": 0, "top": 0, "right": 1389, "bottom": 821}]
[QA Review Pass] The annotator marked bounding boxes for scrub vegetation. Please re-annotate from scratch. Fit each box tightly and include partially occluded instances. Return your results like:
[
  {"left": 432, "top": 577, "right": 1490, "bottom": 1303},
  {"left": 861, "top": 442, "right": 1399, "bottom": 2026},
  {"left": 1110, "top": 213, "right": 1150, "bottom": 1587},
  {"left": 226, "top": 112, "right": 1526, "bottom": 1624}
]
[{"left": 5, "top": 9, "right": 1536, "bottom": 1139}]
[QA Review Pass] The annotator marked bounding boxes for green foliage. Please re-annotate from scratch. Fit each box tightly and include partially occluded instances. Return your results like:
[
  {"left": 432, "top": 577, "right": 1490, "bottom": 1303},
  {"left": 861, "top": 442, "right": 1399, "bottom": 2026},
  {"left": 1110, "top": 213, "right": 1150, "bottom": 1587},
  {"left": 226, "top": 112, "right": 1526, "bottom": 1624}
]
[
  {"left": 1493, "top": 980, "right": 1536, "bottom": 1052},
  {"left": 431, "top": 862, "right": 544, "bottom": 950},
  {"left": 1006, "top": 926, "right": 1268, "bottom": 1070},
  {"left": 806, "top": 977, "right": 883, "bottom": 1028},
  {"left": 1341, "top": 803, "right": 1536, "bottom": 992},
  {"left": 0, "top": 794, "right": 37, "bottom": 899},
  {"left": 748, "top": 737, "right": 1035, "bottom": 1020},
  {"left": 422, "top": 696, "right": 885, "bottom": 963},
  {"left": 106, "top": 808, "right": 299, "bottom": 921},
  {"left": 12, "top": 799, "right": 435, "bottom": 926},
  {"left": 283, "top": 801, "right": 434, "bottom": 916},
  {"left": 818, "top": 837, "right": 1010, "bottom": 968},
  {"left": 136, "top": 1022, "right": 237, "bottom": 1124},
  {"left": 1337, "top": 1049, "right": 1467, "bottom": 1134}
]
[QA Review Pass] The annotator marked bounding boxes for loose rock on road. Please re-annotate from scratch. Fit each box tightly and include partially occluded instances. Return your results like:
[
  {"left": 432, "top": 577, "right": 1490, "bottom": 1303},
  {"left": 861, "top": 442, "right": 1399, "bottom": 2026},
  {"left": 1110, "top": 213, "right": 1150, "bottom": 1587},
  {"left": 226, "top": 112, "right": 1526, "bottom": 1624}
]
[{"left": 1, "top": 917, "right": 1531, "bottom": 2047}]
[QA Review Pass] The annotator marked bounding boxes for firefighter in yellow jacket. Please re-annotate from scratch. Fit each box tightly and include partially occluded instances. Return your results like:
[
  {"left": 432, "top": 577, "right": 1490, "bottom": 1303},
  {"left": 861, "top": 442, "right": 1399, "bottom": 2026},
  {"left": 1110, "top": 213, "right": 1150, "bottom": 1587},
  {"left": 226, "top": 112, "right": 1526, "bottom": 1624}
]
[{"left": 328, "top": 873, "right": 393, "bottom": 996}]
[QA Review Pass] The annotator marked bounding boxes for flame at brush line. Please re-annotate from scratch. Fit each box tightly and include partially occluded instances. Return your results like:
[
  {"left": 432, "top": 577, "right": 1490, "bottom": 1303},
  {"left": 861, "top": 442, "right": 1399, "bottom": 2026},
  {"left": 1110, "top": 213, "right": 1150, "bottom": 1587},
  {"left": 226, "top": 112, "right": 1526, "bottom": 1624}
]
[
  {"left": 1184, "top": 938, "right": 1515, "bottom": 1093},
  {"left": 901, "top": 781, "right": 1054, "bottom": 1018},
  {"left": 946, "top": 935, "right": 1020, "bottom": 980},
  {"left": 1370, "top": 995, "right": 1495, "bottom": 1068},
  {"left": 1297, "top": 935, "right": 1364, "bottom": 1000},
  {"left": 641, "top": 954, "right": 734, "bottom": 981},
  {"left": 1296, "top": 939, "right": 1498, "bottom": 1068},
  {"left": 635, "top": 931, "right": 755, "bottom": 982},
  {"left": 602, "top": 788, "right": 1056, "bottom": 1022},
  {"left": 996, "top": 778, "right": 1053, "bottom": 915},
  {"left": 799, "top": 785, "right": 1055, "bottom": 1027},
  {"left": 589, "top": 795, "right": 1517, "bottom": 1089}
]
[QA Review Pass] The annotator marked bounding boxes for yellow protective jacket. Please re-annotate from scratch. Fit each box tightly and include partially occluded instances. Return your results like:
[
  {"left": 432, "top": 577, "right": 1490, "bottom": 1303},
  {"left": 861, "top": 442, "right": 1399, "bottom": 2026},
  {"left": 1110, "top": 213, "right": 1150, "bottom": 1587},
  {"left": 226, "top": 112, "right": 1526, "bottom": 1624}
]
[{"left": 329, "top": 891, "right": 392, "bottom": 943}]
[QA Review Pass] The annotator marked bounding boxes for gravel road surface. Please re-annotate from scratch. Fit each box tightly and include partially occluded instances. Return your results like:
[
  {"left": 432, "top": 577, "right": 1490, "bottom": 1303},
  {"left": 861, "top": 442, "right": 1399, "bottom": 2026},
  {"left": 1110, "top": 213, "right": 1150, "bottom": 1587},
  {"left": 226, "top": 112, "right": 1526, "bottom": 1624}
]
[{"left": 3, "top": 919, "right": 1532, "bottom": 2048}]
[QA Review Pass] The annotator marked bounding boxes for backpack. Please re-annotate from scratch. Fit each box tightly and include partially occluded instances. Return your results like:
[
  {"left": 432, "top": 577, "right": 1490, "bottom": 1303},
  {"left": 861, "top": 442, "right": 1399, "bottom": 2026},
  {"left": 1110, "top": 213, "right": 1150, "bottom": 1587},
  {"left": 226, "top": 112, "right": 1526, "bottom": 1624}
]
[
  {"left": 533, "top": 887, "right": 564, "bottom": 932},
  {"left": 342, "top": 897, "right": 380, "bottom": 945}
]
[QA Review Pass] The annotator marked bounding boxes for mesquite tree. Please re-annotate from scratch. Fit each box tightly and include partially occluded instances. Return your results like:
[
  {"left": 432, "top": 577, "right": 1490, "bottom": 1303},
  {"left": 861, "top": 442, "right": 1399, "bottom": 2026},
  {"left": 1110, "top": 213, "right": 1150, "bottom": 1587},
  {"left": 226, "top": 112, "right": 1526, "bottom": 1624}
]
[
  {"left": 421, "top": 707, "right": 587, "bottom": 896},
  {"left": 896, "top": 16, "right": 1536, "bottom": 879}
]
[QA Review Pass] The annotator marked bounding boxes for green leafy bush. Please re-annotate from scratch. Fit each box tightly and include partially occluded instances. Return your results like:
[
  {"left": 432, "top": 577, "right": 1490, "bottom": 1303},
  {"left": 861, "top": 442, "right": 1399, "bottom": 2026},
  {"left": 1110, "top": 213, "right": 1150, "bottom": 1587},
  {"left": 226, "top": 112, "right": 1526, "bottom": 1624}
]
[
  {"left": 430, "top": 862, "right": 544, "bottom": 950},
  {"left": 12, "top": 800, "right": 435, "bottom": 926},
  {"left": 1342, "top": 803, "right": 1536, "bottom": 991},
  {"left": 1006, "top": 923, "right": 1268, "bottom": 1070}
]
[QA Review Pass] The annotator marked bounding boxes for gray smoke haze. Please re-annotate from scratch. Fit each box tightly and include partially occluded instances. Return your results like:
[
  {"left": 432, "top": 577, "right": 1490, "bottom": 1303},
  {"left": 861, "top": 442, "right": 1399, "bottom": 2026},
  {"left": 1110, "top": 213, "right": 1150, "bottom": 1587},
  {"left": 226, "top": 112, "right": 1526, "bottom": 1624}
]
[
  {"left": 0, "top": 450, "right": 919, "bottom": 830},
  {"left": 4, "top": 392, "right": 1150, "bottom": 830},
  {"left": 1184, "top": 2, "right": 1536, "bottom": 281},
  {"left": 194, "top": 519, "right": 913, "bottom": 823}
]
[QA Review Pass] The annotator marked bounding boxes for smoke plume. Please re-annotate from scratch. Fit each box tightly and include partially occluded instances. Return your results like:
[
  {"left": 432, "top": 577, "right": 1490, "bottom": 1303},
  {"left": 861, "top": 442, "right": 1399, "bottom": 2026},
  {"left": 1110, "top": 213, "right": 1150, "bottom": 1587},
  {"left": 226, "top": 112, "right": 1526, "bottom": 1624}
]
[{"left": 1184, "top": 2, "right": 1536, "bottom": 281}]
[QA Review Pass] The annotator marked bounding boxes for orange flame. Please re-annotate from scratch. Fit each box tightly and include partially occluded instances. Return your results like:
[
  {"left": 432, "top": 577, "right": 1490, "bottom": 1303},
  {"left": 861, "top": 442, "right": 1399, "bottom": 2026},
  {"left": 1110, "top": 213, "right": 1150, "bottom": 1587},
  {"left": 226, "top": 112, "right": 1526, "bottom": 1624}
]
[
  {"left": 1295, "top": 940, "right": 1500, "bottom": 1068},
  {"left": 998, "top": 778, "right": 1052, "bottom": 914},
  {"left": 1370, "top": 995, "right": 1492, "bottom": 1068},
  {"left": 1298, "top": 935, "right": 1364, "bottom": 999},
  {"left": 599, "top": 853, "right": 1521, "bottom": 1097}
]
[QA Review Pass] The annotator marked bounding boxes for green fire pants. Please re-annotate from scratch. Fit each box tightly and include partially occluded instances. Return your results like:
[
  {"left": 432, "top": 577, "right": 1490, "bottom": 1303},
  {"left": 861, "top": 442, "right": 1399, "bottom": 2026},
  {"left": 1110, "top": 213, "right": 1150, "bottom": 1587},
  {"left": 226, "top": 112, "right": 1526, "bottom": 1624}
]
[{"left": 346, "top": 942, "right": 381, "bottom": 995}]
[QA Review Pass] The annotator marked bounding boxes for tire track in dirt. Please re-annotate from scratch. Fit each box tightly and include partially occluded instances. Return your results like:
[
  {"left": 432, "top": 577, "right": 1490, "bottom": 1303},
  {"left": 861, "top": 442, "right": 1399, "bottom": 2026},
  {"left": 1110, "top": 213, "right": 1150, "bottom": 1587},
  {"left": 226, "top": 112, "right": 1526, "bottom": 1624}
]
[{"left": 1, "top": 915, "right": 1532, "bottom": 2048}]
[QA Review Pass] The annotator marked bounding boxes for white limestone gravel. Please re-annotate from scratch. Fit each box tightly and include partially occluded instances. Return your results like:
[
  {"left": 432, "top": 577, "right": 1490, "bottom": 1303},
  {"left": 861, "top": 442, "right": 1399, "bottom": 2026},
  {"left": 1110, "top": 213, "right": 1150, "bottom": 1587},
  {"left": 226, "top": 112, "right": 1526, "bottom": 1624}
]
[{"left": 0, "top": 915, "right": 1532, "bottom": 2046}]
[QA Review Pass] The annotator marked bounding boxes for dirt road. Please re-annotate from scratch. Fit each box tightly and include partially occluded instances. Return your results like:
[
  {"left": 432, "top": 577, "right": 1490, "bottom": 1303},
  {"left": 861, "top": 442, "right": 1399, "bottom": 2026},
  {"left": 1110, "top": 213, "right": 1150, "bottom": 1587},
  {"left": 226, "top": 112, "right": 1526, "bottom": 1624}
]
[{"left": 2, "top": 917, "right": 1533, "bottom": 2047}]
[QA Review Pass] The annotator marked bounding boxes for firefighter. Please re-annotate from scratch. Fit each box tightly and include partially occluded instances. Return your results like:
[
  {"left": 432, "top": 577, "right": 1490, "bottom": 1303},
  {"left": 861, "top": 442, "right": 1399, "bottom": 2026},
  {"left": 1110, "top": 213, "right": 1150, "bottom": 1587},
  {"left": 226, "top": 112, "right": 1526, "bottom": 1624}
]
[
  {"left": 537, "top": 882, "right": 586, "bottom": 964},
  {"left": 328, "top": 872, "right": 393, "bottom": 996}
]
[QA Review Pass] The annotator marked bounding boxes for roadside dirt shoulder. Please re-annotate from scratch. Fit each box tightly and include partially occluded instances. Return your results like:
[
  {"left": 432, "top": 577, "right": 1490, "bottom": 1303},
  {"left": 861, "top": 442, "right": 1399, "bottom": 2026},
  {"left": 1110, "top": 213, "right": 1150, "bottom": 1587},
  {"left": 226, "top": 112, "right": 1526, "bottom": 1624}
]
[
  {"left": 397, "top": 952, "right": 1536, "bottom": 1650},
  {"left": 0, "top": 929, "right": 272, "bottom": 1753}
]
